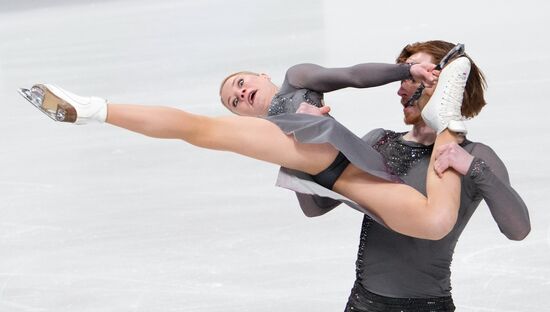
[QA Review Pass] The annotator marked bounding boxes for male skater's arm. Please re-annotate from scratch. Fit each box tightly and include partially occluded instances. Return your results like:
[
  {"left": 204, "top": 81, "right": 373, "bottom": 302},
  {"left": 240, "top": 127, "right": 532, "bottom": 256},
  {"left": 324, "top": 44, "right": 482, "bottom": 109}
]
[
  {"left": 438, "top": 143, "right": 531, "bottom": 240},
  {"left": 469, "top": 144, "right": 530, "bottom": 240}
]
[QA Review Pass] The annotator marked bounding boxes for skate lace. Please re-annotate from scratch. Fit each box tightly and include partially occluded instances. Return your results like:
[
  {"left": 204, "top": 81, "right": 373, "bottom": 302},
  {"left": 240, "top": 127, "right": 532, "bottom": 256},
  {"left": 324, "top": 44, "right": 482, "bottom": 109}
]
[{"left": 439, "top": 72, "right": 467, "bottom": 119}]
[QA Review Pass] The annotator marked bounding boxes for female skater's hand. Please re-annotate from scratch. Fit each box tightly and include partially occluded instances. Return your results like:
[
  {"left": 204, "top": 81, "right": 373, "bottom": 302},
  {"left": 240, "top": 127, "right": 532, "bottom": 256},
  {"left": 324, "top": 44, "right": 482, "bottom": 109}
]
[
  {"left": 433, "top": 142, "right": 474, "bottom": 177},
  {"left": 410, "top": 63, "right": 440, "bottom": 88},
  {"left": 296, "top": 102, "right": 331, "bottom": 116}
]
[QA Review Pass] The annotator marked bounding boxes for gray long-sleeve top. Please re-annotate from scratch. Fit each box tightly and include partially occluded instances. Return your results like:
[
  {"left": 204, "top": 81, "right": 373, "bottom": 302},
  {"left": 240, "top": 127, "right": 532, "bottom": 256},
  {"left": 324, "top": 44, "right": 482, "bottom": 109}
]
[{"left": 354, "top": 129, "right": 530, "bottom": 297}]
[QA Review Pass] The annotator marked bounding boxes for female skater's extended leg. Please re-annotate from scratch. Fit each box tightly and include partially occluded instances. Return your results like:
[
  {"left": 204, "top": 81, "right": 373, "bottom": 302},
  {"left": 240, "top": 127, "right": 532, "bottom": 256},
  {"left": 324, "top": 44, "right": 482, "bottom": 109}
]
[
  {"left": 106, "top": 103, "right": 340, "bottom": 175},
  {"left": 26, "top": 55, "right": 470, "bottom": 240},
  {"left": 105, "top": 103, "right": 459, "bottom": 239},
  {"left": 333, "top": 130, "right": 460, "bottom": 239}
]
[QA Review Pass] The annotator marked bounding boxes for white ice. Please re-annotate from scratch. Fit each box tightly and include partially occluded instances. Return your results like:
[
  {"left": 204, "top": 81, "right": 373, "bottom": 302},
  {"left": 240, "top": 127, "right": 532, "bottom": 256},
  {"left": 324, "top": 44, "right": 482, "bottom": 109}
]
[{"left": 0, "top": 0, "right": 549, "bottom": 311}]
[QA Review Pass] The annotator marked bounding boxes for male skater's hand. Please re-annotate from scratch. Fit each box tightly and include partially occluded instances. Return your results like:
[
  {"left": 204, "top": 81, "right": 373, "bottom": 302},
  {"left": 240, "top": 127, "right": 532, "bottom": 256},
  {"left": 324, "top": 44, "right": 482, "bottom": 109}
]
[
  {"left": 296, "top": 102, "right": 331, "bottom": 116},
  {"left": 433, "top": 142, "right": 474, "bottom": 177}
]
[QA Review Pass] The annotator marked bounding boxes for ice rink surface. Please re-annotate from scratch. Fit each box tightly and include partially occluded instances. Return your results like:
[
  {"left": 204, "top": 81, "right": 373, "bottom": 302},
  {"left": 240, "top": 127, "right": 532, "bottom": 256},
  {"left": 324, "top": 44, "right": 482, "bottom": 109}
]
[{"left": 0, "top": 0, "right": 549, "bottom": 311}]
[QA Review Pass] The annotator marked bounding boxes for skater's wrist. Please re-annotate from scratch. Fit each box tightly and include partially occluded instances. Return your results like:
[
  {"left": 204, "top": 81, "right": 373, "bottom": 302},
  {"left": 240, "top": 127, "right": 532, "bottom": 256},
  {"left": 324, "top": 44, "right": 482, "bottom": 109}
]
[{"left": 406, "top": 62, "right": 417, "bottom": 81}]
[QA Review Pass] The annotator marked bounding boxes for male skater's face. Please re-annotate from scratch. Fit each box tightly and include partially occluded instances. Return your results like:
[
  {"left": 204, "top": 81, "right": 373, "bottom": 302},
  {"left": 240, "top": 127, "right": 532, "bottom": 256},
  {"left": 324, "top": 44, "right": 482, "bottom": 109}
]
[{"left": 397, "top": 52, "right": 436, "bottom": 125}]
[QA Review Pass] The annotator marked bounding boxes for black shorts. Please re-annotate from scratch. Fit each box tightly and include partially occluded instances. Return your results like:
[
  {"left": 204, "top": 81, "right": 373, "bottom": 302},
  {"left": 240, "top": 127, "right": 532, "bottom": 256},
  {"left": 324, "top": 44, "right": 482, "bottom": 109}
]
[
  {"left": 311, "top": 151, "right": 350, "bottom": 190},
  {"left": 345, "top": 282, "right": 455, "bottom": 312}
]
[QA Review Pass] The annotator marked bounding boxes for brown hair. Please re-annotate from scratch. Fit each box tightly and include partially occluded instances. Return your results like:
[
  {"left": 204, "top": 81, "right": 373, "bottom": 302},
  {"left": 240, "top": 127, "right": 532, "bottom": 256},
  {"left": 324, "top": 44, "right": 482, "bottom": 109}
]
[
  {"left": 396, "top": 40, "right": 487, "bottom": 118},
  {"left": 219, "top": 71, "right": 259, "bottom": 109}
]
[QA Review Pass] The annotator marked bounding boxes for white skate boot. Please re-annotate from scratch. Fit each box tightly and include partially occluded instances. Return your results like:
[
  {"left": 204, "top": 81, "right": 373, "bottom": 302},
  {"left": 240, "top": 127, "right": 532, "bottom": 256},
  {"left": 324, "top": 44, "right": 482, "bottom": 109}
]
[
  {"left": 18, "top": 84, "right": 107, "bottom": 124},
  {"left": 421, "top": 57, "right": 470, "bottom": 134}
]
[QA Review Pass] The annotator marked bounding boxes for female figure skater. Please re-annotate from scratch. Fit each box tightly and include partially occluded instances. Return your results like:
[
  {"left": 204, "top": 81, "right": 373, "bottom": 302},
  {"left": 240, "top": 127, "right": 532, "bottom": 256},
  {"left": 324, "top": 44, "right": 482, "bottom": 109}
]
[{"left": 21, "top": 57, "right": 471, "bottom": 240}]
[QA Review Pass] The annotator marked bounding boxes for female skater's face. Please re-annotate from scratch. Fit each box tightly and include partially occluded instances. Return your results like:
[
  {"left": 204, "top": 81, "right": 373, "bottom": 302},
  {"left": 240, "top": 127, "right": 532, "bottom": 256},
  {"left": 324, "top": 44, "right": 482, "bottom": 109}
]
[
  {"left": 397, "top": 52, "right": 436, "bottom": 125},
  {"left": 220, "top": 73, "right": 279, "bottom": 117}
]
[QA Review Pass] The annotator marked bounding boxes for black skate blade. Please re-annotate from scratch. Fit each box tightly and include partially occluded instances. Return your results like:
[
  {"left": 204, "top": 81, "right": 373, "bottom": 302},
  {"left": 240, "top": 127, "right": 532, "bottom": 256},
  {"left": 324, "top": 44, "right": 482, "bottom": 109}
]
[
  {"left": 17, "top": 87, "right": 59, "bottom": 121},
  {"left": 435, "top": 43, "right": 465, "bottom": 70}
]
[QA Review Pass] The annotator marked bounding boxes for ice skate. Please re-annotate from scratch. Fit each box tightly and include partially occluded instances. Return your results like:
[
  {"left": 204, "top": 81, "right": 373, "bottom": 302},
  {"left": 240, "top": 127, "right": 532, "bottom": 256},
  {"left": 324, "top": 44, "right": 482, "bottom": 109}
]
[
  {"left": 421, "top": 57, "right": 470, "bottom": 134},
  {"left": 404, "top": 43, "right": 465, "bottom": 107},
  {"left": 18, "top": 84, "right": 107, "bottom": 124}
]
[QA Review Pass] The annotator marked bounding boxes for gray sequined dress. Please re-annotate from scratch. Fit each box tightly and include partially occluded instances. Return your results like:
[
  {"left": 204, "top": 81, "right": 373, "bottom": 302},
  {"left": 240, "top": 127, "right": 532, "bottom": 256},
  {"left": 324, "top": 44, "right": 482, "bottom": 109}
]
[{"left": 264, "top": 63, "right": 412, "bottom": 224}]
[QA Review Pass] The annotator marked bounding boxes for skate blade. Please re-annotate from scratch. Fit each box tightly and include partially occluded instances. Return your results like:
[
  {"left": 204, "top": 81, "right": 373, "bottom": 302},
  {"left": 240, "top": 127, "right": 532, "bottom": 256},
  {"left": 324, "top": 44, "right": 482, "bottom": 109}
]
[
  {"left": 17, "top": 85, "right": 76, "bottom": 122},
  {"left": 404, "top": 43, "right": 465, "bottom": 107}
]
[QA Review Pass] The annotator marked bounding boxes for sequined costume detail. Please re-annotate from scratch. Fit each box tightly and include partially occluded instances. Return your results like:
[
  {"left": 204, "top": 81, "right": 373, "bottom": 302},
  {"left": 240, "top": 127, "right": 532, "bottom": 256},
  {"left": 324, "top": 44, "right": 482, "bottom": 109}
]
[
  {"left": 355, "top": 216, "right": 373, "bottom": 283},
  {"left": 267, "top": 89, "right": 323, "bottom": 116},
  {"left": 469, "top": 158, "right": 488, "bottom": 180},
  {"left": 372, "top": 130, "right": 432, "bottom": 176}
]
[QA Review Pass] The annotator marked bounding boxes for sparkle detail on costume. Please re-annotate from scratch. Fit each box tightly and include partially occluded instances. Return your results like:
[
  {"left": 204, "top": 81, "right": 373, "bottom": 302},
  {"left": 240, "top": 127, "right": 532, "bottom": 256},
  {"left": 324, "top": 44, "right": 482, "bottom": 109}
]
[
  {"left": 267, "top": 89, "right": 324, "bottom": 117},
  {"left": 355, "top": 216, "right": 373, "bottom": 283},
  {"left": 303, "top": 90, "right": 321, "bottom": 105},
  {"left": 267, "top": 94, "right": 292, "bottom": 116},
  {"left": 372, "top": 130, "right": 432, "bottom": 176},
  {"left": 469, "top": 158, "right": 488, "bottom": 180}
]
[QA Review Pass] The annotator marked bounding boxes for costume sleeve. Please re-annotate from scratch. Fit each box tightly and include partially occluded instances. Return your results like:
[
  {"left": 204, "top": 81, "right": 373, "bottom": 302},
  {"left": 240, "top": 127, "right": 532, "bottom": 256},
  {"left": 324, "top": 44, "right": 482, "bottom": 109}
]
[
  {"left": 285, "top": 63, "right": 411, "bottom": 93},
  {"left": 468, "top": 144, "right": 531, "bottom": 240}
]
